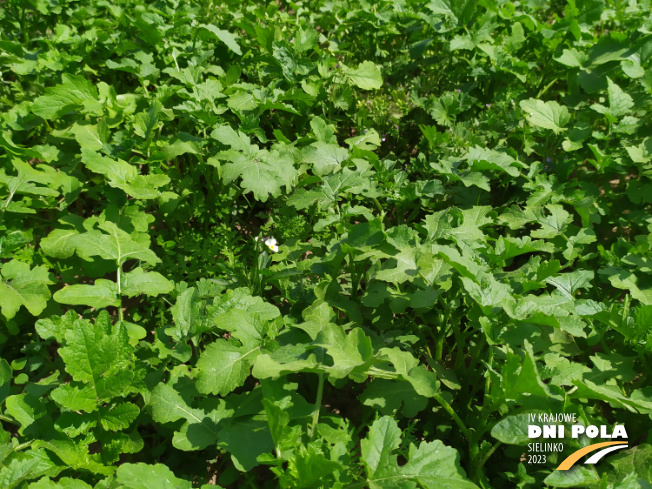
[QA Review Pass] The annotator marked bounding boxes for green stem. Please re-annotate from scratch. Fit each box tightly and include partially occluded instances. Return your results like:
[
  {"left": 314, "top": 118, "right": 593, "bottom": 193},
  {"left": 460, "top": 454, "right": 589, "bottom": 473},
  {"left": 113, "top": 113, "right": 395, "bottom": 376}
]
[
  {"left": 0, "top": 188, "right": 17, "bottom": 225},
  {"left": 452, "top": 322, "right": 466, "bottom": 371},
  {"left": 481, "top": 347, "right": 494, "bottom": 415},
  {"left": 366, "top": 366, "right": 399, "bottom": 379},
  {"left": 536, "top": 76, "right": 560, "bottom": 98},
  {"left": 432, "top": 391, "right": 471, "bottom": 440},
  {"left": 466, "top": 337, "right": 485, "bottom": 371},
  {"left": 0, "top": 414, "right": 19, "bottom": 425},
  {"left": 309, "top": 373, "right": 325, "bottom": 439},
  {"left": 372, "top": 197, "right": 384, "bottom": 216},
  {"left": 14, "top": 441, "right": 32, "bottom": 452},
  {"left": 117, "top": 267, "right": 124, "bottom": 322},
  {"left": 477, "top": 440, "right": 501, "bottom": 471},
  {"left": 350, "top": 253, "right": 360, "bottom": 301},
  {"left": 435, "top": 322, "right": 445, "bottom": 363}
]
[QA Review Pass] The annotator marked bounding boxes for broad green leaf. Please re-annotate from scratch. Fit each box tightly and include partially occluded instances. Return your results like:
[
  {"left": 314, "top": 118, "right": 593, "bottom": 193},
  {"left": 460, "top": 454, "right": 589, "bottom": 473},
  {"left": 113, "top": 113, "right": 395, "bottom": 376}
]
[
  {"left": 81, "top": 149, "right": 136, "bottom": 184},
  {"left": 531, "top": 204, "right": 571, "bottom": 238},
  {"left": 116, "top": 463, "right": 193, "bottom": 489},
  {"left": 375, "top": 246, "right": 420, "bottom": 284},
  {"left": 599, "top": 267, "right": 652, "bottom": 305},
  {"left": 0, "top": 359, "right": 10, "bottom": 404},
  {"left": 150, "top": 383, "right": 210, "bottom": 425},
  {"left": 491, "top": 412, "right": 540, "bottom": 445},
  {"left": 313, "top": 325, "right": 374, "bottom": 380},
  {"left": 261, "top": 399, "right": 291, "bottom": 453},
  {"left": 195, "top": 340, "right": 261, "bottom": 395},
  {"left": 5, "top": 394, "right": 46, "bottom": 436},
  {"left": 0, "top": 260, "right": 53, "bottom": 319},
  {"left": 217, "top": 416, "right": 274, "bottom": 472},
  {"left": 167, "top": 287, "right": 204, "bottom": 339},
  {"left": 80, "top": 149, "right": 169, "bottom": 199},
  {"left": 345, "top": 128, "right": 381, "bottom": 150},
  {"left": 198, "top": 24, "right": 242, "bottom": 55},
  {"left": 591, "top": 78, "right": 634, "bottom": 119},
  {"left": 571, "top": 379, "right": 652, "bottom": 413},
  {"left": 555, "top": 48, "right": 588, "bottom": 67},
  {"left": 360, "top": 379, "right": 428, "bottom": 417},
  {"left": 71, "top": 122, "right": 107, "bottom": 151},
  {"left": 32, "top": 437, "right": 113, "bottom": 475},
  {"left": 53, "top": 280, "right": 119, "bottom": 308},
  {"left": 119, "top": 174, "right": 171, "bottom": 200},
  {"left": 213, "top": 126, "right": 298, "bottom": 201},
  {"left": 208, "top": 287, "right": 281, "bottom": 322},
  {"left": 99, "top": 403, "right": 140, "bottom": 431},
  {"left": 520, "top": 98, "right": 570, "bottom": 133},
  {"left": 121, "top": 268, "right": 173, "bottom": 298},
  {"left": 465, "top": 146, "right": 523, "bottom": 177},
  {"left": 625, "top": 138, "right": 652, "bottom": 164},
  {"left": 492, "top": 236, "right": 555, "bottom": 262},
  {"left": 226, "top": 90, "right": 257, "bottom": 112},
  {"left": 0, "top": 160, "right": 60, "bottom": 200},
  {"left": 361, "top": 416, "right": 478, "bottom": 489},
  {"left": 252, "top": 345, "right": 320, "bottom": 378},
  {"left": 105, "top": 52, "right": 160, "bottom": 80},
  {"left": 302, "top": 142, "right": 349, "bottom": 176},
  {"left": 0, "top": 132, "right": 60, "bottom": 164},
  {"left": 460, "top": 273, "right": 512, "bottom": 308},
  {"left": 212, "top": 309, "right": 267, "bottom": 346},
  {"left": 543, "top": 465, "right": 599, "bottom": 487},
  {"left": 68, "top": 221, "right": 160, "bottom": 265},
  {"left": 503, "top": 341, "right": 564, "bottom": 406},
  {"left": 361, "top": 416, "right": 402, "bottom": 476},
  {"left": 378, "top": 347, "right": 419, "bottom": 377},
  {"left": 344, "top": 61, "right": 383, "bottom": 90},
  {"left": 51, "top": 319, "right": 136, "bottom": 412},
  {"left": 607, "top": 444, "right": 652, "bottom": 485},
  {"left": 405, "top": 365, "right": 440, "bottom": 398},
  {"left": 133, "top": 102, "right": 161, "bottom": 139},
  {"left": 429, "top": 158, "right": 490, "bottom": 191},
  {"left": 32, "top": 74, "right": 101, "bottom": 119},
  {"left": 39, "top": 229, "right": 79, "bottom": 259},
  {"left": 148, "top": 383, "right": 225, "bottom": 451},
  {"left": 29, "top": 477, "right": 93, "bottom": 489},
  {"left": 0, "top": 450, "right": 57, "bottom": 489},
  {"left": 161, "top": 134, "right": 201, "bottom": 160},
  {"left": 223, "top": 150, "right": 297, "bottom": 202},
  {"left": 545, "top": 270, "right": 594, "bottom": 300}
]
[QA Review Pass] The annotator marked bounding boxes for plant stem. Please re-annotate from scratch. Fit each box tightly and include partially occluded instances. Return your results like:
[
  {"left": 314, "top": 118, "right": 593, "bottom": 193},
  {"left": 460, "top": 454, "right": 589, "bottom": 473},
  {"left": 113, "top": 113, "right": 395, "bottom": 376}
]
[
  {"left": 309, "top": 373, "right": 325, "bottom": 439},
  {"left": 0, "top": 414, "right": 19, "bottom": 425},
  {"left": 432, "top": 391, "right": 471, "bottom": 440},
  {"left": 117, "top": 267, "right": 124, "bottom": 322},
  {"left": 477, "top": 440, "right": 501, "bottom": 470},
  {"left": 372, "top": 197, "right": 384, "bottom": 216},
  {"left": 537, "top": 76, "right": 560, "bottom": 98},
  {"left": 350, "top": 253, "right": 360, "bottom": 301}
]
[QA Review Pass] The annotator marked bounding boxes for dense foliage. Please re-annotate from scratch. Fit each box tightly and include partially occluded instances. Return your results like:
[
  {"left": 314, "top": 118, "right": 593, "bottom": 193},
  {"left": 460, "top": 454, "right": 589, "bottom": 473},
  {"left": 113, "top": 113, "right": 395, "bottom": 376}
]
[{"left": 1, "top": 0, "right": 652, "bottom": 487}]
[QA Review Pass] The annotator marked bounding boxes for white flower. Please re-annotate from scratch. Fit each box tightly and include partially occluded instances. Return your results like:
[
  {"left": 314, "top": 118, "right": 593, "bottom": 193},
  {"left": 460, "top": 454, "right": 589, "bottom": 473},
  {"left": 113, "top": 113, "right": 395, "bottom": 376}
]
[{"left": 264, "top": 237, "right": 279, "bottom": 253}]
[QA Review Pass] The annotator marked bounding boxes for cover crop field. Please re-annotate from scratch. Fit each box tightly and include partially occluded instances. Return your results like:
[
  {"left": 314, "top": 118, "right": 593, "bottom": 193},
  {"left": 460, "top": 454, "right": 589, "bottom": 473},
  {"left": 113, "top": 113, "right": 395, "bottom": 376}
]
[{"left": 1, "top": 0, "right": 652, "bottom": 487}]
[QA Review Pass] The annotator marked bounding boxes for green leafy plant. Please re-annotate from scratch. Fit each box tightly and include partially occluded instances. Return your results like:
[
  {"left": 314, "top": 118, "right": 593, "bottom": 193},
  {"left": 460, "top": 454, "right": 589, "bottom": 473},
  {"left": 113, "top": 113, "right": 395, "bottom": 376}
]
[{"left": 1, "top": 0, "right": 652, "bottom": 487}]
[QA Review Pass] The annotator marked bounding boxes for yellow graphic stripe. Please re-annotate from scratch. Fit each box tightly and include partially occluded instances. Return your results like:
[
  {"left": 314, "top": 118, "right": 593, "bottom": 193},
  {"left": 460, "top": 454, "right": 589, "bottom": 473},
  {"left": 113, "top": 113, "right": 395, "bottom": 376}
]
[{"left": 556, "top": 441, "right": 628, "bottom": 470}]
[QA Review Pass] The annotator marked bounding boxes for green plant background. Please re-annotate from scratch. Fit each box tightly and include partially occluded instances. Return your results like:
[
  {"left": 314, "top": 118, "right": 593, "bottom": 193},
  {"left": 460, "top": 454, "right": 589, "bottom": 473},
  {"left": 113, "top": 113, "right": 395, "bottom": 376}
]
[{"left": 1, "top": 0, "right": 651, "bottom": 487}]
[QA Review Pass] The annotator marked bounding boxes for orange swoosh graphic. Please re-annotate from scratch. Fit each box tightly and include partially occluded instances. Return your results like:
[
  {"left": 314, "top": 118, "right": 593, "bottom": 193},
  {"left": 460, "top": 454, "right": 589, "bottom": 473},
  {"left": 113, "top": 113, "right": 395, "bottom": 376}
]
[{"left": 556, "top": 441, "right": 628, "bottom": 470}]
